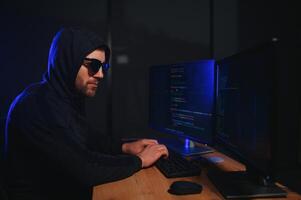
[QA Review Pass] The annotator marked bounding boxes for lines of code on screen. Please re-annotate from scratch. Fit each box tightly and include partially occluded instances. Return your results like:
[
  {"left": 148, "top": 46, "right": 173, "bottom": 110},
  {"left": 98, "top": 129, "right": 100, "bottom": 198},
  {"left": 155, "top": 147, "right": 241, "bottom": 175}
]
[{"left": 149, "top": 60, "right": 215, "bottom": 144}]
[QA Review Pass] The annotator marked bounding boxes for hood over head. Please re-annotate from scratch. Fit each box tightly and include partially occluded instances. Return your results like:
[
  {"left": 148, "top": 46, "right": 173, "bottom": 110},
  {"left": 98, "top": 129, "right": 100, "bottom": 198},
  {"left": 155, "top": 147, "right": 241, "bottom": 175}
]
[{"left": 43, "top": 27, "right": 110, "bottom": 103}]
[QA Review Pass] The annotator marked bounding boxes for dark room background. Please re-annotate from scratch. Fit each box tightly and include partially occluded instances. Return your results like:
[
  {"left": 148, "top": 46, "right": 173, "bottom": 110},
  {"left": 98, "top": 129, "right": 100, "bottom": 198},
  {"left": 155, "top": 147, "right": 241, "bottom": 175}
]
[{"left": 0, "top": 0, "right": 300, "bottom": 159}]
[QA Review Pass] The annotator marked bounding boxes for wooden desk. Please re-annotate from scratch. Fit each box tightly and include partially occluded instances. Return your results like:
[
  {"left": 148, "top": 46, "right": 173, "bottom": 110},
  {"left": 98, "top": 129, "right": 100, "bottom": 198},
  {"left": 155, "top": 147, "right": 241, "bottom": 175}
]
[{"left": 93, "top": 152, "right": 301, "bottom": 200}]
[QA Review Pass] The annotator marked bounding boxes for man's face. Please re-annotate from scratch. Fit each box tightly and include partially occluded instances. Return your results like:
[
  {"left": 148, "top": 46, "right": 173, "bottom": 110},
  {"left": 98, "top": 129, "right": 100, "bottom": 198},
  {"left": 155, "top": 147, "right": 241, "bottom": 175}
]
[{"left": 75, "top": 49, "right": 106, "bottom": 97}]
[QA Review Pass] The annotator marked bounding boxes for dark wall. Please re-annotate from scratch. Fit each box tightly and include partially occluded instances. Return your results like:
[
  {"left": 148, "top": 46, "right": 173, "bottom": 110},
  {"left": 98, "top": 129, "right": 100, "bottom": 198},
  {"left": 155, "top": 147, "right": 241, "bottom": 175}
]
[
  {"left": 213, "top": 0, "right": 238, "bottom": 59},
  {"left": 237, "top": 1, "right": 300, "bottom": 50},
  {"left": 110, "top": 0, "right": 211, "bottom": 139},
  {"left": 298, "top": 117, "right": 301, "bottom": 166}
]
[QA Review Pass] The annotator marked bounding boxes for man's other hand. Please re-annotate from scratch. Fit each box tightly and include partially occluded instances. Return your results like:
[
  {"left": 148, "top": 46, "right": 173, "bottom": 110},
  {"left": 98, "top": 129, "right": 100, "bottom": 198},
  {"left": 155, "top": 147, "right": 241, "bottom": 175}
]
[
  {"left": 122, "top": 139, "right": 158, "bottom": 155},
  {"left": 137, "top": 144, "right": 169, "bottom": 168}
]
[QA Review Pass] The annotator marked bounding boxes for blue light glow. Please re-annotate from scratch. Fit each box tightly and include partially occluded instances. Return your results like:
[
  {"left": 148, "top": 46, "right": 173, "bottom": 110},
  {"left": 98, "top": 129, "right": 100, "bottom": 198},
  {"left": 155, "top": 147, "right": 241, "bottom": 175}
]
[
  {"left": 4, "top": 92, "right": 24, "bottom": 158},
  {"left": 185, "top": 138, "right": 190, "bottom": 149},
  {"left": 149, "top": 59, "right": 215, "bottom": 145}
]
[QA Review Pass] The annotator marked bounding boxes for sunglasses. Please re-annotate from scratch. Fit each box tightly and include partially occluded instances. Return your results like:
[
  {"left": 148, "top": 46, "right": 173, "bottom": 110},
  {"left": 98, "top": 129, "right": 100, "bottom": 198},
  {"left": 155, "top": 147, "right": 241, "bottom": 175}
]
[{"left": 83, "top": 58, "right": 110, "bottom": 74}]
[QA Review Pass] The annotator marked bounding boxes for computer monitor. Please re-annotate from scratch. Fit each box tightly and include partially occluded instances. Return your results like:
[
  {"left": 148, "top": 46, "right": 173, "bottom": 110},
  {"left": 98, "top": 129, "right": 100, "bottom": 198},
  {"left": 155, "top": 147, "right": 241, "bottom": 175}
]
[
  {"left": 148, "top": 60, "right": 215, "bottom": 156},
  {"left": 208, "top": 39, "right": 300, "bottom": 199}
]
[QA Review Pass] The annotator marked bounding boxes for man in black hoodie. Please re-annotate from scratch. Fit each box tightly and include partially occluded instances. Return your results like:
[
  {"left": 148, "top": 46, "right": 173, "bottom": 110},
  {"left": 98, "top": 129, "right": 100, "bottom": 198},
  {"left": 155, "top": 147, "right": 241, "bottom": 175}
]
[{"left": 4, "top": 27, "right": 168, "bottom": 200}]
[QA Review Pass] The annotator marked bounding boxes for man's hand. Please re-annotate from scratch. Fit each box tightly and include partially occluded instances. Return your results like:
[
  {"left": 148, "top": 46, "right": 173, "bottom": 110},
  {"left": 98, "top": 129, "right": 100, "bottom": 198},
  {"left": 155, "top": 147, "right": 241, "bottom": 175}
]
[
  {"left": 122, "top": 139, "right": 158, "bottom": 155},
  {"left": 137, "top": 144, "right": 169, "bottom": 168}
]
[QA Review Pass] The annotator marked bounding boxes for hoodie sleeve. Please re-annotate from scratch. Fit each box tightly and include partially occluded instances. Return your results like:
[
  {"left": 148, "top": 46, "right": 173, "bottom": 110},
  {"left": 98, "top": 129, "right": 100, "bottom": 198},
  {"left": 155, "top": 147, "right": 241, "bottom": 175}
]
[
  {"left": 85, "top": 126, "right": 124, "bottom": 155},
  {"left": 13, "top": 116, "right": 142, "bottom": 188}
]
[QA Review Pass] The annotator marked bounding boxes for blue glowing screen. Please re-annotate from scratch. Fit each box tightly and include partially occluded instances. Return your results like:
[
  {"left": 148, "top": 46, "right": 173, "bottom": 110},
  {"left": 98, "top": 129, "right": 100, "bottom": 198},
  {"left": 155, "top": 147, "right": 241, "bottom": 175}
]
[{"left": 149, "top": 60, "right": 215, "bottom": 144}]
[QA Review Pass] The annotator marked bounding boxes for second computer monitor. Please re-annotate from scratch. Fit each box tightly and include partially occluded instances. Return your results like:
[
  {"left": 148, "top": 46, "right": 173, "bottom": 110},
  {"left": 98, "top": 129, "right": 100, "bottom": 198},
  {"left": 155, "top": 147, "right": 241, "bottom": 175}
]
[
  {"left": 208, "top": 40, "right": 301, "bottom": 199},
  {"left": 149, "top": 60, "right": 215, "bottom": 152}
]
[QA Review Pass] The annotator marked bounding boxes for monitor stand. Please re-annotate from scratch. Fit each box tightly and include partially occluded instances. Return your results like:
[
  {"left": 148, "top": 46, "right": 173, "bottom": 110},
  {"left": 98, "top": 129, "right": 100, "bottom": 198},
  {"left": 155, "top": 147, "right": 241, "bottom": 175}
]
[
  {"left": 158, "top": 138, "right": 214, "bottom": 156},
  {"left": 207, "top": 170, "right": 287, "bottom": 199}
]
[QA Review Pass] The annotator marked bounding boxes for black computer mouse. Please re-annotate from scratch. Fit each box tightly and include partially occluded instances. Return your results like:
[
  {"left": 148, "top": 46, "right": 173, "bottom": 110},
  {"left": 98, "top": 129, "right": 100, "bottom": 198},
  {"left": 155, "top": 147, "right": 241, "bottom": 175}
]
[{"left": 168, "top": 180, "right": 203, "bottom": 195}]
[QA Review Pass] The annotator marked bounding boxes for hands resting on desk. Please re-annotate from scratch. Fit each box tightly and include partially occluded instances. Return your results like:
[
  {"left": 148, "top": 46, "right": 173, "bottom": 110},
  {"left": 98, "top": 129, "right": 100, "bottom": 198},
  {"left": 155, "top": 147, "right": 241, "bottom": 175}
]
[{"left": 122, "top": 139, "right": 169, "bottom": 168}]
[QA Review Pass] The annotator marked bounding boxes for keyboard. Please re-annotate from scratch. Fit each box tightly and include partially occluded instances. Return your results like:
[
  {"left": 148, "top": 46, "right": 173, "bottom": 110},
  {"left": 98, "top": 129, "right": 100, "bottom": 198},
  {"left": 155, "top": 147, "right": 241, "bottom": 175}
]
[{"left": 155, "top": 149, "right": 202, "bottom": 178}]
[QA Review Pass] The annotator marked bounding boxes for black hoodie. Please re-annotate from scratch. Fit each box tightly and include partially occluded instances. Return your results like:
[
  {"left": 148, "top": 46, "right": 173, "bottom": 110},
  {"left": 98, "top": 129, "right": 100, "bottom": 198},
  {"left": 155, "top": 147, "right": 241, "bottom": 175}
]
[{"left": 4, "top": 27, "right": 142, "bottom": 200}]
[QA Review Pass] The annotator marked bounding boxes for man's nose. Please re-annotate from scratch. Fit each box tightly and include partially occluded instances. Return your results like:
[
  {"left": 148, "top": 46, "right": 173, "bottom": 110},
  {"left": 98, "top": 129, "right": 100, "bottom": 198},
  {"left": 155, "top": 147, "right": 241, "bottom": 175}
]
[{"left": 93, "top": 69, "right": 104, "bottom": 79}]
